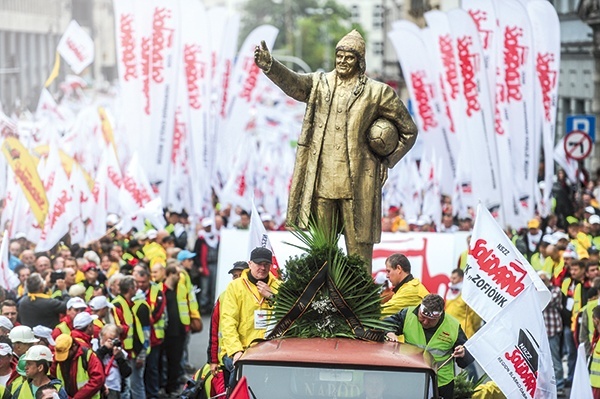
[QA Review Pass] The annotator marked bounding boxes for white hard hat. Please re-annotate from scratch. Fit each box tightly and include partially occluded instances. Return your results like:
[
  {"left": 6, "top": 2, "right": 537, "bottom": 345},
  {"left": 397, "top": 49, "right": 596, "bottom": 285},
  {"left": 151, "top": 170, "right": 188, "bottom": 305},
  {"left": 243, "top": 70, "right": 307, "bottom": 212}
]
[
  {"left": 9, "top": 325, "right": 40, "bottom": 344},
  {"left": 22, "top": 345, "right": 53, "bottom": 362},
  {"left": 0, "top": 316, "right": 13, "bottom": 331}
]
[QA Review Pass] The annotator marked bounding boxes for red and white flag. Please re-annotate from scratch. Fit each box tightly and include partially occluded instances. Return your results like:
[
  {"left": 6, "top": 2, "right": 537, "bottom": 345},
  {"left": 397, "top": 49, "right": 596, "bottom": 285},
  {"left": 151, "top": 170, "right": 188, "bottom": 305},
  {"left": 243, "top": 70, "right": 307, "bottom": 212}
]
[
  {"left": 36, "top": 146, "right": 77, "bottom": 252},
  {"left": 85, "top": 153, "right": 108, "bottom": 244},
  {"left": 105, "top": 145, "right": 123, "bottom": 214},
  {"left": 465, "top": 285, "right": 557, "bottom": 399},
  {"left": 463, "top": 203, "right": 550, "bottom": 322},
  {"left": 527, "top": 1, "right": 560, "bottom": 218},
  {"left": 388, "top": 22, "right": 456, "bottom": 196},
  {"left": 248, "top": 201, "right": 280, "bottom": 278},
  {"left": 57, "top": 20, "right": 95, "bottom": 74}
]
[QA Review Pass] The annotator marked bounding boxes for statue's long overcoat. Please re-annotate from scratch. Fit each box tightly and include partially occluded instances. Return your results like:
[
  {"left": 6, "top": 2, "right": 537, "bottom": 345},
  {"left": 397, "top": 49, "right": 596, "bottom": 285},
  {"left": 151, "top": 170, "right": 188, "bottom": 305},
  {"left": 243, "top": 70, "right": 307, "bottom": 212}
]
[{"left": 266, "top": 60, "right": 417, "bottom": 244}]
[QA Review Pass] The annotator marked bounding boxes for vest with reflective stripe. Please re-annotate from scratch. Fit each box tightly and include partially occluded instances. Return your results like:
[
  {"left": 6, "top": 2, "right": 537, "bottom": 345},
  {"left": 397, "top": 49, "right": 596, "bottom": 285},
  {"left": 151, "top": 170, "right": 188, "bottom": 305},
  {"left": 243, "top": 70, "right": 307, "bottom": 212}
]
[
  {"left": 149, "top": 283, "right": 165, "bottom": 340},
  {"left": 591, "top": 340, "right": 600, "bottom": 388},
  {"left": 15, "top": 379, "right": 63, "bottom": 399},
  {"left": 561, "top": 278, "right": 583, "bottom": 330},
  {"left": 112, "top": 296, "right": 149, "bottom": 354},
  {"left": 56, "top": 321, "right": 71, "bottom": 335},
  {"left": 177, "top": 272, "right": 192, "bottom": 326},
  {"left": 57, "top": 350, "right": 100, "bottom": 399},
  {"left": 404, "top": 306, "right": 460, "bottom": 387},
  {"left": 10, "top": 375, "right": 25, "bottom": 394}
]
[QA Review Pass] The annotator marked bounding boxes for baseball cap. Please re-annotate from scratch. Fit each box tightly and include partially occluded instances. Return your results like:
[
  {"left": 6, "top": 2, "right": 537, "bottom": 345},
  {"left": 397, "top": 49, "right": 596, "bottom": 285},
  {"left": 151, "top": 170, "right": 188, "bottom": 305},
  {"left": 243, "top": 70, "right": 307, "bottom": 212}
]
[
  {"left": 551, "top": 231, "right": 569, "bottom": 242},
  {"left": 201, "top": 217, "right": 213, "bottom": 228},
  {"left": 67, "top": 297, "right": 88, "bottom": 310},
  {"left": 106, "top": 214, "right": 120, "bottom": 226},
  {"left": 563, "top": 249, "right": 578, "bottom": 259},
  {"left": 250, "top": 247, "right": 272, "bottom": 264},
  {"left": 228, "top": 261, "right": 249, "bottom": 274},
  {"left": 73, "top": 312, "right": 98, "bottom": 330},
  {"left": 89, "top": 295, "right": 114, "bottom": 310},
  {"left": 590, "top": 215, "right": 600, "bottom": 225},
  {"left": 0, "top": 343, "right": 12, "bottom": 356},
  {"left": 14, "top": 232, "right": 26, "bottom": 240},
  {"left": 177, "top": 250, "right": 196, "bottom": 262},
  {"left": 23, "top": 345, "right": 53, "bottom": 362},
  {"left": 585, "top": 206, "right": 596, "bottom": 214},
  {"left": 9, "top": 326, "right": 40, "bottom": 344},
  {"left": 33, "top": 325, "right": 56, "bottom": 346},
  {"left": 0, "top": 316, "right": 13, "bottom": 331},
  {"left": 527, "top": 219, "right": 540, "bottom": 229},
  {"left": 147, "top": 229, "right": 158, "bottom": 240},
  {"left": 542, "top": 235, "right": 557, "bottom": 245},
  {"left": 82, "top": 262, "right": 99, "bottom": 273},
  {"left": 54, "top": 334, "right": 73, "bottom": 362}
]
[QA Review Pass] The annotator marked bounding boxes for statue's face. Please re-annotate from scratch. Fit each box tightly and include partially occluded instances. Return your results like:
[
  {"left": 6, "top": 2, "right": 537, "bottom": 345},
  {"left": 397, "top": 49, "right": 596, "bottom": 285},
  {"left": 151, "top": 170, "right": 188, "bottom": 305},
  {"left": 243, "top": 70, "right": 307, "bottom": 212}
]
[{"left": 335, "top": 50, "right": 358, "bottom": 79}]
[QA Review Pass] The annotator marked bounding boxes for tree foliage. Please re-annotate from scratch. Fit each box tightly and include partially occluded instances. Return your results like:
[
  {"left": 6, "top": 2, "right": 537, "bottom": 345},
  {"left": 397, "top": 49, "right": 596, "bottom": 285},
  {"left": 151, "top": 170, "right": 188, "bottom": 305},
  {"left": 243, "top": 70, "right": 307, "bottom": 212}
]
[{"left": 240, "top": 0, "right": 364, "bottom": 72}]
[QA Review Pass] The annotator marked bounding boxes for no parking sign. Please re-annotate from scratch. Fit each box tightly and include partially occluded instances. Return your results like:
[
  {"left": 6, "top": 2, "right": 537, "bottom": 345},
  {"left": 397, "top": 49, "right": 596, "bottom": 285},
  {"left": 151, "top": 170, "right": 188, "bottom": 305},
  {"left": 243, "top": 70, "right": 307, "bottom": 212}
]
[{"left": 564, "top": 130, "right": 593, "bottom": 160}]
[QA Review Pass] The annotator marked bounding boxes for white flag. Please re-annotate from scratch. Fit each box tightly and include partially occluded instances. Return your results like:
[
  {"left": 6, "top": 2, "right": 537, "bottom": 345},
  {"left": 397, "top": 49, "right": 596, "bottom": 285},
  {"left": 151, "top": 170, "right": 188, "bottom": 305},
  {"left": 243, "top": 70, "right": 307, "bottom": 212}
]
[
  {"left": 465, "top": 285, "right": 557, "bottom": 399},
  {"left": 0, "top": 231, "right": 18, "bottom": 290},
  {"left": 57, "top": 20, "right": 95, "bottom": 74},
  {"left": 36, "top": 146, "right": 77, "bottom": 252},
  {"left": 570, "top": 343, "right": 594, "bottom": 399},
  {"left": 248, "top": 201, "right": 280, "bottom": 278},
  {"left": 463, "top": 203, "right": 550, "bottom": 322}
]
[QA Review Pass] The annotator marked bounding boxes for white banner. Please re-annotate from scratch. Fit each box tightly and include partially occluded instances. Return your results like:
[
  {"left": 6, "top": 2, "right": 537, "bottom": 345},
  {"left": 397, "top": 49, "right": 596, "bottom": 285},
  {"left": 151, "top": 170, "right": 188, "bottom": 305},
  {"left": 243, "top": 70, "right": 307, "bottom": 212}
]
[
  {"left": 113, "top": 0, "right": 143, "bottom": 159},
  {"left": 57, "top": 20, "right": 95, "bottom": 74},
  {"left": 180, "top": 0, "right": 211, "bottom": 217},
  {"left": 147, "top": 0, "right": 181, "bottom": 201},
  {"left": 248, "top": 202, "right": 280, "bottom": 277},
  {"left": 447, "top": 9, "right": 503, "bottom": 220},
  {"left": 36, "top": 146, "right": 77, "bottom": 252},
  {"left": 495, "top": 0, "right": 536, "bottom": 222},
  {"left": 465, "top": 285, "right": 556, "bottom": 399},
  {"left": 0, "top": 231, "right": 18, "bottom": 290},
  {"left": 570, "top": 343, "right": 594, "bottom": 399},
  {"left": 527, "top": 1, "right": 560, "bottom": 217},
  {"left": 389, "top": 23, "right": 456, "bottom": 196},
  {"left": 463, "top": 204, "right": 550, "bottom": 322},
  {"left": 217, "top": 230, "right": 470, "bottom": 299}
]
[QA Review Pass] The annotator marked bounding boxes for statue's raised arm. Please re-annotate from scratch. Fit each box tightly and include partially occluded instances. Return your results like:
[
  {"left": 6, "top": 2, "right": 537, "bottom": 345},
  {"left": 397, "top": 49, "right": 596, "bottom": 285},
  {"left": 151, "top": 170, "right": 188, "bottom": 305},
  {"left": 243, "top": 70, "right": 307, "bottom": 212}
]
[{"left": 254, "top": 40, "right": 273, "bottom": 73}]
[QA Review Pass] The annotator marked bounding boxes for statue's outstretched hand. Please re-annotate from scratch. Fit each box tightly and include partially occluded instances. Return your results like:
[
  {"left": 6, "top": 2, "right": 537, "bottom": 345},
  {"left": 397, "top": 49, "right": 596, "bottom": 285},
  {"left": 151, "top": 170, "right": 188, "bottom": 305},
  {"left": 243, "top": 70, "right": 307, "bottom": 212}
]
[{"left": 254, "top": 40, "right": 273, "bottom": 72}]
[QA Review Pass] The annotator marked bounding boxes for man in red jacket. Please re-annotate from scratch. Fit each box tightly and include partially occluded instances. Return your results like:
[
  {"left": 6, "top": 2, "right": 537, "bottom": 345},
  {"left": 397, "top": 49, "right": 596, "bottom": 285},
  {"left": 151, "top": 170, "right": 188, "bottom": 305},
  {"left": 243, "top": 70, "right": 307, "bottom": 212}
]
[{"left": 52, "top": 333, "right": 105, "bottom": 399}]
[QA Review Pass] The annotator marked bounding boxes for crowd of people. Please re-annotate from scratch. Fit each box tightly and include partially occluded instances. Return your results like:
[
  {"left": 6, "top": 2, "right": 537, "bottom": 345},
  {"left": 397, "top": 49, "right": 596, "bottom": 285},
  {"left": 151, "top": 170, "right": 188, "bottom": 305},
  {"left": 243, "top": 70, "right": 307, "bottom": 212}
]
[{"left": 0, "top": 209, "right": 210, "bottom": 399}]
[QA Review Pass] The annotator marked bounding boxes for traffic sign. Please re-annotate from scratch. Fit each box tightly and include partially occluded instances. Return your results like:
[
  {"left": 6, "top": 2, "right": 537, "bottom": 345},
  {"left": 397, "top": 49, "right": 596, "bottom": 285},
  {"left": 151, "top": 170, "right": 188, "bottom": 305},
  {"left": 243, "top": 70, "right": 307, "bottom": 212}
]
[
  {"left": 566, "top": 114, "right": 596, "bottom": 142},
  {"left": 564, "top": 130, "right": 593, "bottom": 160}
]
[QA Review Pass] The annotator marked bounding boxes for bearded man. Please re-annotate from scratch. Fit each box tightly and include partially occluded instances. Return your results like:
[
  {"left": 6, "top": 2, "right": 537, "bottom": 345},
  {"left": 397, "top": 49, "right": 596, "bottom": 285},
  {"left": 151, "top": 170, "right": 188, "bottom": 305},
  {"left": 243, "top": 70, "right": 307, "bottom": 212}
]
[{"left": 254, "top": 30, "right": 417, "bottom": 270}]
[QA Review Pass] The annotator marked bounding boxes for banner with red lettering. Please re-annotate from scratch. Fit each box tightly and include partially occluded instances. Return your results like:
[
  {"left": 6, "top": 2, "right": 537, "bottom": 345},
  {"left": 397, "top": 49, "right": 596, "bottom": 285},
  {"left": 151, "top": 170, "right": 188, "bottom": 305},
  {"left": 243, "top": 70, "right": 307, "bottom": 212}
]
[
  {"left": 446, "top": 9, "right": 503, "bottom": 222},
  {"left": 388, "top": 23, "right": 456, "bottom": 196},
  {"left": 147, "top": 0, "right": 181, "bottom": 201},
  {"left": 180, "top": 0, "right": 211, "bottom": 217},
  {"left": 85, "top": 151, "right": 108, "bottom": 245},
  {"left": 495, "top": 0, "right": 536, "bottom": 223},
  {"left": 57, "top": 20, "right": 95, "bottom": 74},
  {"left": 119, "top": 152, "right": 158, "bottom": 231},
  {"left": 105, "top": 145, "right": 123, "bottom": 215},
  {"left": 114, "top": 0, "right": 143, "bottom": 157},
  {"left": 527, "top": 1, "right": 560, "bottom": 217},
  {"left": 36, "top": 145, "right": 77, "bottom": 252},
  {"left": 210, "top": 10, "right": 240, "bottom": 192},
  {"left": 463, "top": 203, "right": 550, "bottom": 322},
  {"left": 458, "top": 2, "right": 521, "bottom": 228},
  {"left": 69, "top": 164, "right": 93, "bottom": 245},
  {"left": 217, "top": 229, "right": 470, "bottom": 298},
  {"left": 217, "top": 25, "right": 278, "bottom": 185},
  {"left": 465, "top": 285, "right": 556, "bottom": 399}
]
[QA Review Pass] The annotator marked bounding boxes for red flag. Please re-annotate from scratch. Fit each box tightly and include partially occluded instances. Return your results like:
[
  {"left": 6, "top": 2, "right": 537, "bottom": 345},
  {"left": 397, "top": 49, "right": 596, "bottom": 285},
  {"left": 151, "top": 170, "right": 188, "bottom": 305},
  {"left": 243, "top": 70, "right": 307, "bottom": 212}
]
[{"left": 230, "top": 376, "right": 250, "bottom": 399}]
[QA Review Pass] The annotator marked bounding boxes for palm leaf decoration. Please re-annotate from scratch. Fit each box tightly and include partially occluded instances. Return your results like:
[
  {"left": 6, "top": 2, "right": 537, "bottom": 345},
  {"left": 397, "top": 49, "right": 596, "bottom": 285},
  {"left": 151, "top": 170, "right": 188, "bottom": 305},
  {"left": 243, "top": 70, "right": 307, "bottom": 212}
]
[{"left": 267, "top": 218, "right": 392, "bottom": 340}]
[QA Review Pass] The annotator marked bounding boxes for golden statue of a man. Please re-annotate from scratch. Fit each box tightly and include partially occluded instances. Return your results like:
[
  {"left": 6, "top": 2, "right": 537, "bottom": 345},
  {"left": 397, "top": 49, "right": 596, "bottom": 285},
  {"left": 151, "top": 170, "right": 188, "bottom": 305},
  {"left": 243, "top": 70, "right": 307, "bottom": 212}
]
[{"left": 254, "top": 30, "right": 417, "bottom": 271}]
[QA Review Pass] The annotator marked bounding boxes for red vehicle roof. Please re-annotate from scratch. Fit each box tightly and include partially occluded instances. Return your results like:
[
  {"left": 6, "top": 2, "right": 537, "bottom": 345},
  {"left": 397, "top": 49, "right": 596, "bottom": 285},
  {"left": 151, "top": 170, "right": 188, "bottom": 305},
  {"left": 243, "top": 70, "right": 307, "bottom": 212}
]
[{"left": 241, "top": 338, "right": 435, "bottom": 371}]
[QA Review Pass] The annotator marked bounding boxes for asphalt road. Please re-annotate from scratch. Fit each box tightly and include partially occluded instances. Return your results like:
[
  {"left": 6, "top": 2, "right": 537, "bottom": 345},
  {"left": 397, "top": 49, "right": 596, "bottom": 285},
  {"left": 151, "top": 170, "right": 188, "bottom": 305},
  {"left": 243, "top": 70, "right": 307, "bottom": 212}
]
[{"left": 186, "top": 315, "right": 211, "bottom": 371}]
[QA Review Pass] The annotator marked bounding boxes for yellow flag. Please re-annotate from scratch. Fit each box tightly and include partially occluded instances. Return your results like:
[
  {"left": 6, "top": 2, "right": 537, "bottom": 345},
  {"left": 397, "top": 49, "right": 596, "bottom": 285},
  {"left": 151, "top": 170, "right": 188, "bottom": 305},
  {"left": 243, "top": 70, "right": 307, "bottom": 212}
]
[
  {"left": 2, "top": 137, "right": 49, "bottom": 227},
  {"left": 44, "top": 52, "right": 61, "bottom": 88}
]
